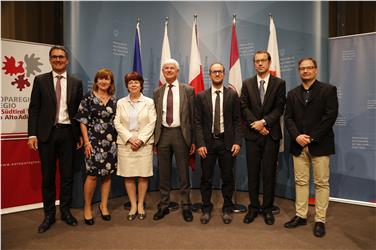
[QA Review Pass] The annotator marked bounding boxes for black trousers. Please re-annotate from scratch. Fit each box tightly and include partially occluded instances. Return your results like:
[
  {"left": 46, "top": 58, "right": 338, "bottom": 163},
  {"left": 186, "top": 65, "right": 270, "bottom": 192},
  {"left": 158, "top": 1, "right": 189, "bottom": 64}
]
[
  {"left": 157, "top": 126, "right": 191, "bottom": 210},
  {"left": 38, "top": 125, "right": 75, "bottom": 217},
  {"left": 200, "top": 137, "right": 234, "bottom": 213},
  {"left": 245, "top": 136, "right": 279, "bottom": 213}
]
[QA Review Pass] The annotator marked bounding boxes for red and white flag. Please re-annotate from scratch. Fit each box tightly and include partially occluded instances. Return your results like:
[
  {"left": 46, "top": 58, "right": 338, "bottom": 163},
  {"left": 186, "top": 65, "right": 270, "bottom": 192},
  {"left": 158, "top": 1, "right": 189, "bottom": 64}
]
[
  {"left": 188, "top": 17, "right": 205, "bottom": 95},
  {"left": 267, "top": 15, "right": 284, "bottom": 152},
  {"left": 159, "top": 18, "right": 171, "bottom": 86},
  {"left": 267, "top": 15, "right": 281, "bottom": 78},
  {"left": 188, "top": 16, "right": 205, "bottom": 171},
  {"left": 228, "top": 17, "right": 242, "bottom": 96}
]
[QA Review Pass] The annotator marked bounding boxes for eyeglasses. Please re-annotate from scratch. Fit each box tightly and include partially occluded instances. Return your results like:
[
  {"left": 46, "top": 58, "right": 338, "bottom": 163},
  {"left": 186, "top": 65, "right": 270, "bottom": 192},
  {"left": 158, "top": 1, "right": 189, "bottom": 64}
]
[
  {"left": 50, "top": 55, "right": 66, "bottom": 60},
  {"left": 299, "top": 66, "right": 316, "bottom": 71},
  {"left": 254, "top": 59, "right": 268, "bottom": 64},
  {"left": 210, "top": 70, "right": 224, "bottom": 74}
]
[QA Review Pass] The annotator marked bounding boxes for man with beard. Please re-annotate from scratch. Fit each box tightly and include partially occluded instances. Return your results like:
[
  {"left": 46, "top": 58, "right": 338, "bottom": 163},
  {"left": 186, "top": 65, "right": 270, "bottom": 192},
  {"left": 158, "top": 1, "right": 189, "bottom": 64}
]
[{"left": 195, "top": 62, "right": 242, "bottom": 224}]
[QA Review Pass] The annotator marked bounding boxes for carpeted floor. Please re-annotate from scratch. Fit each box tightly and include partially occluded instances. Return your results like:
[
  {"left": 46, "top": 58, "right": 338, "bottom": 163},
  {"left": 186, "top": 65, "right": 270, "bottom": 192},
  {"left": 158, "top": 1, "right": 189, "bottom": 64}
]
[{"left": 2, "top": 190, "right": 375, "bottom": 249}]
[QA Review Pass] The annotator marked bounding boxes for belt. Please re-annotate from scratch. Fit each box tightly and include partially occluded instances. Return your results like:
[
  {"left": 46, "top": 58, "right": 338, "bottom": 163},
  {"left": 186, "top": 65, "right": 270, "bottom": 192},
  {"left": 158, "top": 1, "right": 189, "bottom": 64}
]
[
  {"left": 53, "top": 123, "right": 71, "bottom": 129},
  {"left": 162, "top": 125, "right": 181, "bottom": 130},
  {"left": 212, "top": 133, "right": 224, "bottom": 139}
]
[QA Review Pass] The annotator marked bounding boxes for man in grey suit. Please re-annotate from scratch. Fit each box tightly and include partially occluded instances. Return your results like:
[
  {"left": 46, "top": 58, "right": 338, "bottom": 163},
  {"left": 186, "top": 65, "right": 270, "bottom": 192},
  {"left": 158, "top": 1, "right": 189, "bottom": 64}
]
[
  {"left": 153, "top": 58, "right": 196, "bottom": 222},
  {"left": 28, "top": 46, "right": 83, "bottom": 233},
  {"left": 195, "top": 62, "right": 242, "bottom": 224}
]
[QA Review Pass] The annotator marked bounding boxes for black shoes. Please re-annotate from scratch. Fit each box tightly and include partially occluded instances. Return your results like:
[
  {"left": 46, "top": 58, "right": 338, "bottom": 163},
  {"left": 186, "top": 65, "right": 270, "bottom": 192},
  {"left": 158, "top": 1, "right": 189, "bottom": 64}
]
[
  {"left": 284, "top": 216, "right": 307, "bottom": 228},
  {"left": 138, "top": 212, "right": 146, "bottom": 220},
  {"left": 61, "top": 212, "right": 78, "bottom": 226},
  {"left": 314, "top": 222, "right": 326, "bottom": 237},
  {"left": 38, "top": 216, "right": 56, "bottom": 233},
  {"left": 182, "top": 209, "right": 193, "bottom": 222},
  {"left": 263, "top": 212, "right": 275, "bottom": 225},
  {"left": 243, "top": 209, "right": 258, "bottom": 224},
  {"left": 222, "top": 212, "right": 232, "bottom": 224},
  {"left": 84, "top": 217, "right": 94, "bottom": 225},
  {"left": 200, "top": 212, "right": 211, "bottom": 224},
  {"left": 127, "top": 213, "right": 137, "bottom": 221},
  {"left": 98, "top": 205, "right": 111, "bottom": 221},
  {"left": 153, "top": 208, "right": 170, "bottom": 220}
]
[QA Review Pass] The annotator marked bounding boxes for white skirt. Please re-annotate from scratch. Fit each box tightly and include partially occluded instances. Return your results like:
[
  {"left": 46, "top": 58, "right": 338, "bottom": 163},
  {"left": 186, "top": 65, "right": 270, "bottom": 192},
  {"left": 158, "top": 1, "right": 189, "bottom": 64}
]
[{"left": 117, "top": 143, "right": 153, "bottom": 177}]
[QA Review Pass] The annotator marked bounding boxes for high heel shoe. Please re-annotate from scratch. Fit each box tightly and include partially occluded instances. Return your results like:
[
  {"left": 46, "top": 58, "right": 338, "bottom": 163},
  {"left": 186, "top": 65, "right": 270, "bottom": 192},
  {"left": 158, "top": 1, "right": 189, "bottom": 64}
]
[
  {"left": 127, "top": 213, "right": 137, "bottom": 221},
  {"left": 84, "top": 217, "right": 94, "bottom": 225},
  {"left": 98, "top": 205, "right": 111, "bottom": 221},
  {"left": 138, "top": 212, "right": 146, "bottom": 220}
]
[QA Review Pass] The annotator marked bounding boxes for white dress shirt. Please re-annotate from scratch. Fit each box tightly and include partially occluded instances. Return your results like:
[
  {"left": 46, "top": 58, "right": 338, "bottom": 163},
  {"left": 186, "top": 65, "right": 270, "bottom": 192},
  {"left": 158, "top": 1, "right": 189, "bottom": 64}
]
[
  {"left": 211, "top": 85, "right": 224, "bottom": 134},
  {"left": 52, "top": 71, "right": 70, "bottom": 124},
  {"left": 162, "top": 80, "right": 181, "bottom": 127}
]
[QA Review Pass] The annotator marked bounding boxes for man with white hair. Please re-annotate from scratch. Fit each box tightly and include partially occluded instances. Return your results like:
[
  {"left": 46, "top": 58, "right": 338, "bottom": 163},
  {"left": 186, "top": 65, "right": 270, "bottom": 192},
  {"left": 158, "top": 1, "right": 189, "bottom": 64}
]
[{"left": 153, "top": 59, "right": 196, "bottom": 222}]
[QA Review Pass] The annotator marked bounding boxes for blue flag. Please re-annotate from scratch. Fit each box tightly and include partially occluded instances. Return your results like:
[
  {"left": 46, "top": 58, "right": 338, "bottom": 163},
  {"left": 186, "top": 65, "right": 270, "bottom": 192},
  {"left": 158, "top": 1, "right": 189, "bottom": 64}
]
[{"left": 133, "top": 23, "right": 142, "bottom": 75}]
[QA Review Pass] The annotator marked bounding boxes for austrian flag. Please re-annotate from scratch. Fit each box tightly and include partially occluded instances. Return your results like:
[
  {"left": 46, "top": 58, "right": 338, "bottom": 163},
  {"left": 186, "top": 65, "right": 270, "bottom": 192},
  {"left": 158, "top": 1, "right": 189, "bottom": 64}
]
[
  {"left": 228, "top": 17, "right": 242, "bottom": 96},
  {"left": 188, "top": 17, "right": 204, "bottom": 95}
]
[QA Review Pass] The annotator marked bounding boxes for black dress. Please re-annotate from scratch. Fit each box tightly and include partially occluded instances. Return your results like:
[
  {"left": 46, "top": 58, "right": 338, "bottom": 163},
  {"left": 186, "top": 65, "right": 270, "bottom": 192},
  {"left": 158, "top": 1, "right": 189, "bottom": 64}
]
[{"left": 75, "top": 92, "right": 117, "bottom": 176}]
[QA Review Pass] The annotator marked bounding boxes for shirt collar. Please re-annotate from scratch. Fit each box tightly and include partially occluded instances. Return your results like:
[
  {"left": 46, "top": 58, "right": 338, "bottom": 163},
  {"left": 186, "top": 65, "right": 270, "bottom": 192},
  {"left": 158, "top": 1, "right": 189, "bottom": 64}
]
[
  {"left": 166, "top": 79, "right": 179, "bottom": 88},
  {"left": 257, "top": 73, "right": 270, "bottom": 85},
  {"left": 211, "top": 85, "right": 224, "bottom": 94},
  {"left": 52, "top": 71, "right": 67, "bottom": 79},
  {"left": 125, "top": 93, "right": 145, "bottom": 102}
]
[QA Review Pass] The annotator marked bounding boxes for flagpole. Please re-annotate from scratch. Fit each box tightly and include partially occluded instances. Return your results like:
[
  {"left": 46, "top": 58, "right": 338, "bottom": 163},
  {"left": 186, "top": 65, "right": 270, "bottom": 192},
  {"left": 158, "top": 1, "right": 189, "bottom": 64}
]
[
  {"left": 266, "top": 13, "right": 281, "bottom": 216},
  {"left": 230, "top": 14, "right": 247, "bottom": 214}
]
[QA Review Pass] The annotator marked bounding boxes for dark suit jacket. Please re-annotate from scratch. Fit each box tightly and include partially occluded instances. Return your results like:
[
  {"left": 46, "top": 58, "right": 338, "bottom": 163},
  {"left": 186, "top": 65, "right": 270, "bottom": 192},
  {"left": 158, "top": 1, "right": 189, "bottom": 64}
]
[
  {"left": 28, "top": 71, "right": 83, "bottom": 142},
  {"left": 153, "top": 83, "right": 195, "bottom": 147},
  {"left": 240, "top": 75, "right": 286, "bottom": 141},
  {"left": 285, "top": 80, "right": 338, "bottom": 156},
  {"left": 195, "top": 87, "right": 243, "bottom": 150}
]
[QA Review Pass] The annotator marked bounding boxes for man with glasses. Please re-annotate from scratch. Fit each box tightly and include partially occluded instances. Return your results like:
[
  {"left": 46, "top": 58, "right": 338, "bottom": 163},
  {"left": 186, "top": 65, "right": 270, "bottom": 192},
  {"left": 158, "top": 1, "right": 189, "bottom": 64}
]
[
  {"left": 195, "top": 63, "right": 242, "bottom": 224},
  {"left": 28, "top": 46, "right": 83, "bottom": 233},
  {"left": 284, "top": 57, "right": 338, "bottom": 237},
  {"left": 240, "top": 50, "right": 286, "bottom": 225}
]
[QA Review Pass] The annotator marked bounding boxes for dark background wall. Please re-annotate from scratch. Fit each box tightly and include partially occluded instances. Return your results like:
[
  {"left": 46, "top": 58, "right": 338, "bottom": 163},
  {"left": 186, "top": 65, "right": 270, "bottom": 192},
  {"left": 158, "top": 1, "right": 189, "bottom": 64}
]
[{"left": 2, "top": 1, "right": 375, "bottom": 44}]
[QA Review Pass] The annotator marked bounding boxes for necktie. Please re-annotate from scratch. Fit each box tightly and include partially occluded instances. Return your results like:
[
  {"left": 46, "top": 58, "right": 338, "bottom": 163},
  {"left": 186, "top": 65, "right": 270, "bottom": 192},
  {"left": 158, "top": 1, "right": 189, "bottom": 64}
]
[
  {"left": 259, "top": 80, "right": 265, "bottom": 104},
  {"left": 55, "top": 75, "right": 63, "bottom": 124},
  {"left": 166, "top": 84, "right": 173, "bottom": 126},
  {"left": 214, "top": 90, "right": 221, "bottom": 135}
]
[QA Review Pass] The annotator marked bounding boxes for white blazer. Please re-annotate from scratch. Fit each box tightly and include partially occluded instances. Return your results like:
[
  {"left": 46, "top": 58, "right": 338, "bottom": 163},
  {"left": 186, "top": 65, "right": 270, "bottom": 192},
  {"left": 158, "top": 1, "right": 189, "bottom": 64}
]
[{"left": 114, "top": 94, "right": 156, "bottom": 145}]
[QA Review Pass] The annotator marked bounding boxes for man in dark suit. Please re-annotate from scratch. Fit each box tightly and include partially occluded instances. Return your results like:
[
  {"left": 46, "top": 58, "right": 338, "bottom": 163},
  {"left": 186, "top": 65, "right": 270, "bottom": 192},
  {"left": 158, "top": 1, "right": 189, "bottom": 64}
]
[
  {"left": 284, "top": 57, "right": 338, "bottom": 238},
  {"left": 153, "top": 58, "right": 196, "bottom": 222},
  {"left": 28, "top": 46, "right": 83, "bottom": 233},
  {"left": 240, "top": 50, "right": 286, "bottom": 225},
  {"left": 195, "top": 62, "right": 242, "bottom": 224}
]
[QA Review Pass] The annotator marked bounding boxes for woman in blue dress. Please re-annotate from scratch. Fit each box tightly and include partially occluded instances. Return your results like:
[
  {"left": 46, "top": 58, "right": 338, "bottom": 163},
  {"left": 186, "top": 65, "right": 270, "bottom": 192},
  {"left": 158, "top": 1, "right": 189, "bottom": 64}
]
[{"left": 75, "top": 68, "right": 117, "bottom": 225}]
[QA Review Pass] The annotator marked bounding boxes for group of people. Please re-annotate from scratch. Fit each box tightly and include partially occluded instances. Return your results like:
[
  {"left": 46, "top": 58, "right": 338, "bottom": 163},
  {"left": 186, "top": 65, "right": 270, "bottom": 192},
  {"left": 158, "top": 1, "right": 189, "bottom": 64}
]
[{"left": 28, "top": 46, "right": 338, "bottom": 238}]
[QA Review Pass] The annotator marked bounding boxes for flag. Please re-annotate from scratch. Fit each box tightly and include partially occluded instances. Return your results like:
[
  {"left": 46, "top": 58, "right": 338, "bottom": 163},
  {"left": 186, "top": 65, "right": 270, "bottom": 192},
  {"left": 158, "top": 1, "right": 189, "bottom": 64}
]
[
  {"left": 159, "top": 19, "right": 171, "bottom": 86},
  {"left": 188, "top": 17, "right": 205, "bottom": 95},
  {"left": 267, "top": 15, "right": 284, "bottom": 152},
  {"left": 228, "top": 17, "right": 242, "bottom": 96},
  {"left": 133, "top": 20, "right": 142, "bottom": 75},
  {"left": 188, "top": 16, "right": 205, "bottom": 171}
]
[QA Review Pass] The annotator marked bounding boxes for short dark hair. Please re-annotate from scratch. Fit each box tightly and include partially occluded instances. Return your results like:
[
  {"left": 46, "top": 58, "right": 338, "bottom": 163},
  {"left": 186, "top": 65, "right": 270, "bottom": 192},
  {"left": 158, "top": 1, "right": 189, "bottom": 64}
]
[
  {"left": 124, "top": 71, "right": 144, "bottom": 93},
  {"left": 253, "top": 50, "right": 271, "bottom": 62},
  {"left": 298, "top": 57, "right": 317, "bottom": 68},
  {"left": 49, "top": 46, "right": 69, "bottom": 60},
  {"left": 209, "top": 62, "right": 225, "bottom": 74},
  {"left": 93, "top": 68, "right": 115, "bottom": 95}
]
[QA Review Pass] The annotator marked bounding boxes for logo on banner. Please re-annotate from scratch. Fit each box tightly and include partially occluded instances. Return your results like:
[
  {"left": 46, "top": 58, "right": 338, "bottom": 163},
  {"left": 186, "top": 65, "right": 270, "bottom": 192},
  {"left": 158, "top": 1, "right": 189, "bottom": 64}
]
[{"left": 2, "top": 54, "right": 43, "bottom": 91}]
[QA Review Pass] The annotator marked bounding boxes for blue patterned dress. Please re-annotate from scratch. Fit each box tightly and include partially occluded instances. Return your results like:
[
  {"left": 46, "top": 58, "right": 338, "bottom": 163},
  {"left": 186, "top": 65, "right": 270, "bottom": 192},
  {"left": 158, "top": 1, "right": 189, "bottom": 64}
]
[{"left": 75, "top": 92, "right": 117, "bottom": 176}]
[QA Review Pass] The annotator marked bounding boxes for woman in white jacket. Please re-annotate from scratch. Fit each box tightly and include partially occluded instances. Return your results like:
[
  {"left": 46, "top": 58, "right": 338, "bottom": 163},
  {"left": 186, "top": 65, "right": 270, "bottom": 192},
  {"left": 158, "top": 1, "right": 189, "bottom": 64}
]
[{"left": 114, "top": 72, "right": 156, "bottom": 221}]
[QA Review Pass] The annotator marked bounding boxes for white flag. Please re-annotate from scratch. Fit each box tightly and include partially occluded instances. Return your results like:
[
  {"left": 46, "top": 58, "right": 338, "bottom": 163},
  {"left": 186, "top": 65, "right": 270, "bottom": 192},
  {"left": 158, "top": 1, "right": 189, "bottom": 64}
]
[
  {"left": 267, "top": 15, "right": 284, "bottom": 152},
  {"left": 159, "top": 19, "right": 171, "bottom": 86}
]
